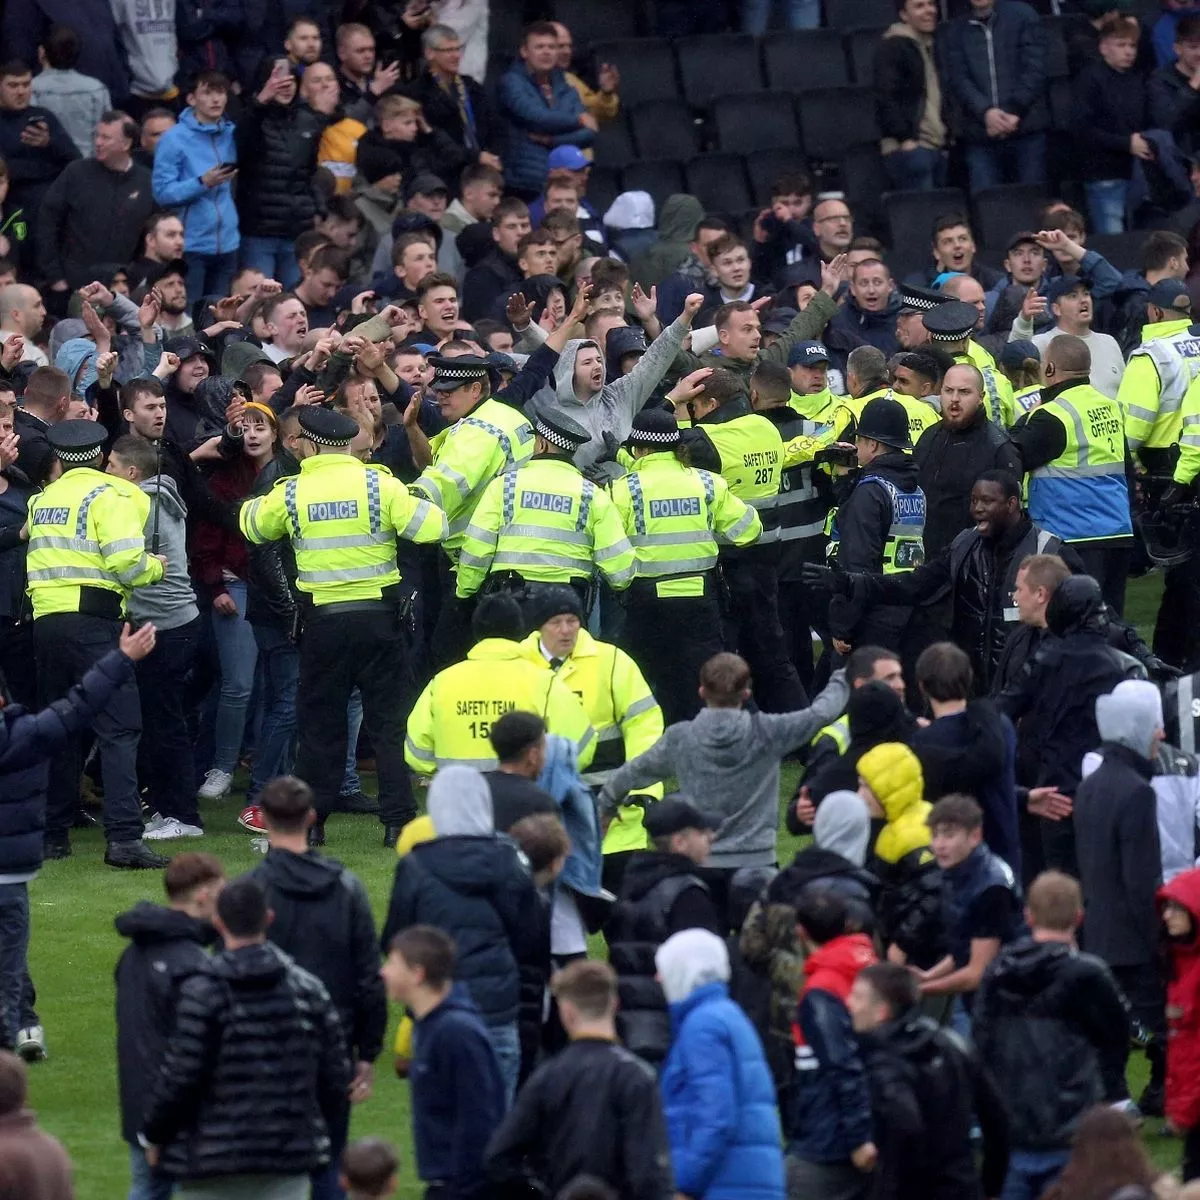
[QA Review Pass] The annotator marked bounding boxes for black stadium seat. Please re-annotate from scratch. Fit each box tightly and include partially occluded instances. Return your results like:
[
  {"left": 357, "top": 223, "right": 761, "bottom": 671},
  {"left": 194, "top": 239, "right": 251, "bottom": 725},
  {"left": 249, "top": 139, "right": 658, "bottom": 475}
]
[
  {"left": 590, "top": 38, "right": 678, "bottom": 107},
  {"left": 846, "top": 27, "right": 884, "bottom": 85},
  {"left": 713, "top": 92, "right": 800, "bottom": 155},
  {"left": 1042, "top": 14, "right": 1091, "bottom": 79},
  {"left": 825, "top": 0, "right": 895, "bottom": 31},
  {"left": 762, "top": 29, "right": 849, "bottom": 92},
  {"left": 629, "top": 99, "right": 699, "bottom": 161},
  {"left": 622, "top": 159, "right": 688, "bottom": 210},
  {"left": 685, "top": 154, "right": 754, "bottom": 216},
  {"left": 1087, "top": 231, "right": 1149, "bottom": 273},
  {"left": 553, "top": 0, "right": 637, "bottom": 50},
  {"left": 797, "top": 87, "right": 879, "bottom": 161},
  {"left": 591, "top": 113, "right": 636, "bottom": 169},
  {"left": 745, "top": 147, "right": 811, "bottom": 206},
  {"left": 677, "top": 34, "right": 763, "bottom": 108},
  {"left": 972, "top": 183, "right": 1050, "bottom": 255},
  {"left": 884, "top": 188, "right": 970, "bottom": 263},
  {"left": 586, "top": 164, "right": 622, "bottom": 215}
]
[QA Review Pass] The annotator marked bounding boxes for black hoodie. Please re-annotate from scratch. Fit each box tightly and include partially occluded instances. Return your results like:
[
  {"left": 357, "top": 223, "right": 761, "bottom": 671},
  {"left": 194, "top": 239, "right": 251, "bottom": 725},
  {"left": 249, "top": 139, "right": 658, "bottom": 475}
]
[
  {"left": 249, "top": 848, "right": 387, "bottom": 1063},
  {"left": 113, "top": 902, "right": 215, "bottom": 1142}
]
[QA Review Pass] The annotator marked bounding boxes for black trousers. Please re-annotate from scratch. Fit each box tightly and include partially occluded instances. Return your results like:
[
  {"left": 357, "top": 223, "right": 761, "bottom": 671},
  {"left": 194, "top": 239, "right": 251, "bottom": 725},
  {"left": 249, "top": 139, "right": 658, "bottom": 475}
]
[
  {"left": 722, "top": 554, "right": 807, "bottom": 713},
  {"left": 1111, "top": 962, "right": 1165, "bottom": 1093},
  {"left": 34, "top": 612, "right": 144, "bottom": 844},
  {"left": 621, "top": 576, "right": 724, "bottom": 727},
  {"left": 429, "top": 552, "right": 475, "bottom": 671},
  {"left": 294, "top": 607, "right": 416, "bottom": 828},
  {"left": 778, "top": 577, "right": 819, "bottom": 692},
  {"left": 1154, "top": 554, "right": 1200, "bottom": 670},
  {"left": 0, "top": 619, "right": 34, "bottom": 706},
  {"left": 1072, "top": 543, "right": 1131, "bottom": 618}
]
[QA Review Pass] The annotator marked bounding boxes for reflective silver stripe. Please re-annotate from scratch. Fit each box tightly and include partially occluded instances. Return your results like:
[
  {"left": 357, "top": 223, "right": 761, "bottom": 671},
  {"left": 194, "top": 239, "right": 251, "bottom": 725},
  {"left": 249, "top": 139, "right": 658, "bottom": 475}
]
[
  {"left": 243, "top": 496, "right": 265, "bottom": 541},
  {"left": 115, "top": 555, "right": 153, "bottom": 584},
  {"left": 576, "top": 725, "right": 596, "bottom": 757},
  {"left": 293, "top": 532, "right": 392, "bottom": 551},
  {"left": 27, "top": 565, "right": 117, "bottom": 583},
  {"left": 284, "top": 479, "right": 300, "bottom": 537},
  {"left": 401, "top": 499, "right": 436, "bottom": 540},
  {"left": 463, "top": 522, "right": 499, "bottom": 548},
  {"left": 366, "top": 469, "right": 381, "bottom": 533},
  {"left": 1180, "top": 674, "right": 1196, "bottom": 755},
  {"left": 440, "top": 465, "right": 473, "bottom": 499},
  {"left": 404, "top": 736, "right": 436, "bottom": 764},
  {"left": 1182, "top": 414, "right": 1200, "bottom": 428},
  {"left": 577, "top": 479, "right": 594, "bottom": 533},
  {"left": 28, "top": 535, "right": 100, "bottom": 553},
  {"left": 889, "top": 523, "right": 922, "bottom": 536},
  {"left": 457, "top": 550, "right": 493, "bottom": 569},
  {"left": 605, "top": 562, "right": 635, "bottom": 586},
  {"left": 1035, "top": 529, "right": 1056, "bottom": 552},
  {"left": 723, "top": 508, "right": 758, "bottom": 540},
  {"left": 500, "top": 523, "right": 589, "bottom": 546},
  {"left": 1128, "top": 403, "right": 1160, "bottom": 424},
  {"left": 750, "top": 495, "right": 777, "bottom": 509},
  {"left": 773, "top": 489, "right": 818, "bottom": 507},
  {"left": 76, "top": 485, "right": 109, "bottom": 538},
  {"left": 630, "top": 530, "right": 713, "bottom": 547},
  {"left": 100, "top": 538, "right": 145, "bottom": 555},
  {"left": 627, "top": 473, "right": 646, "bottom": 536},
  {"left": 1182, "top": 434, "right": 1200, "bottom": 448},
  {"left": 491, "top": 550, "right": 592, "bottom": 571},
  {"left": 410, "top": 478, "right": 438, "bottom": 503},
  {"left": 621, "top": 694, "right": 659, "bottom": 720},
  {"left": 436, "top": 756, "right": 498, "bottom": 769},
  {"left": 1031, "top": 462, "right": 1125, "bottom": 478},
  {"left": 594, "top": 539, "right": 632, "bottom": 561},
  {"left": 595, "top": 725, "right": 622, "bottom": 742},
  {"left": 635, "top": 555, "right": 717, "bottom": 576},
  {"left": 1051, "top": 397, "right": 1091, "bottom": 466},
  {"left": 297, "top": 561, "right": 394, "bottom": 584},
  {"left": 777, "top": 520, "right": 829, "bottom": 541}
]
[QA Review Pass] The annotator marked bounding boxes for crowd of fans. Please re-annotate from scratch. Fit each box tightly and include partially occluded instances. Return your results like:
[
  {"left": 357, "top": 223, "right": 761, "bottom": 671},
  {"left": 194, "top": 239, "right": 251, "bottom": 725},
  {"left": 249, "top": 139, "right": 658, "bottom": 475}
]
[{"left": 9, "top": 0, "right": 1200, "bottom": 1198}]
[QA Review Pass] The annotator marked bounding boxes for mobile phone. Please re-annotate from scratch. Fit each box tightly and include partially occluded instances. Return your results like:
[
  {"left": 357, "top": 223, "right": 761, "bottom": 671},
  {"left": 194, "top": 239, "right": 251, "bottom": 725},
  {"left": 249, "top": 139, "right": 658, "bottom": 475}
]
[{"left": 219, "top": 162, "right": 237, "bottom": 171}]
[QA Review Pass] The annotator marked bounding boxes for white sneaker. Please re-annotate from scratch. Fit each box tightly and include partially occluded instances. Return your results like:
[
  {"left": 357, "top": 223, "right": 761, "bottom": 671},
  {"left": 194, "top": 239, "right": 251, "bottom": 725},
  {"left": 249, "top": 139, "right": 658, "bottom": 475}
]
[
  {"left": 143, "top": 812, "right": 167, "bottom": 833},
  {"left": 15, "top": 1025, "right": 46, "bottom": 1062},
  {"left": 143, "top": 817, "right": 204, "bottom": 842},
  {"left": 197, "top": 769, "right": 233, "bottom": 800}
]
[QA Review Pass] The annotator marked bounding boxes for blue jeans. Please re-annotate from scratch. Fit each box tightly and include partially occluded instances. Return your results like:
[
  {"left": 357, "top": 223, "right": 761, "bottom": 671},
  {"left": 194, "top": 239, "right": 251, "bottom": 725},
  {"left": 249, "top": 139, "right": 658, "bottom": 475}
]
[
  {"left": 240, "top": 237, "right": 301, "bottom": 290},
  {"left": 964, "top": 132, "right": 1047, "bottom": 192},
  {"left": 742, "top": 0, "right": 819, "bottom": 31},
  {"left": 210, "top": 580, "right": 258, "bottom": 775},
  {"left": 129, "top": 1144, "right": 173, "bottom": 1200},
  {"left": 0, "top": 883, "right": 28, "bottom": 1049},
  {"left": 186, "top": 251, "right": 238, "bottom": 302},
  {"left": 341, "top": 689, "right": 363, "bottom": 796},
  {"left": 1085, "top": 179, "right": 1129, "bottom": 234},
  {"left": 247, "top": 624, "right": 300, "bottom": 802},
  {"left": 1000, "top": 1149, "right": 1071, "bottom": 1200},
  {"left": 883, "top": 147, "right": 948, "bottom": 192},
  {"left": 487, "top": 1020, "right": 521, "bottom": 1109}
]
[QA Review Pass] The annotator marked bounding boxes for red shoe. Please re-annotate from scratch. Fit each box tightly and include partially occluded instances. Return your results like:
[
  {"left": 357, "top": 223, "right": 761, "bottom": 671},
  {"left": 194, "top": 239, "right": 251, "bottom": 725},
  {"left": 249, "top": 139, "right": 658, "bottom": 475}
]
[{"left": 238, "top": 806, "right": 266, "bottom": 832}]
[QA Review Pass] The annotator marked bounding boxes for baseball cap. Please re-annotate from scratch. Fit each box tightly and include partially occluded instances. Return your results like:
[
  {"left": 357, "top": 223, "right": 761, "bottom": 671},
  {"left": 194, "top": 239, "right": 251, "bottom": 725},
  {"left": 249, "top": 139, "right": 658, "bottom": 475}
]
[
  {"left": 1045, "top": 276, "right": 1092, "bottom": 305},
  {"left": 1000, "top": 339, "right": 1041, "bottom": 369},
  {"left": 643, "top": 795, "right": 718, "bottom": 839},
  {"left": 1006, "top": 230, "right": 1042, "bottom": 254},
  {"left": 788, "top": 340, "right": 831, "bottom": 367},
  {"left": 1146, "top": 279, "right": 1192, "bottom": 313},
  {"left": 547, "top": 145, "right": 590, "bottom": 171},
  {"left": 163, "top": 334, "right": 215, "bottom": 363},
  {"left": 406, "top": 172, "right": 448, "bottom": 202}
]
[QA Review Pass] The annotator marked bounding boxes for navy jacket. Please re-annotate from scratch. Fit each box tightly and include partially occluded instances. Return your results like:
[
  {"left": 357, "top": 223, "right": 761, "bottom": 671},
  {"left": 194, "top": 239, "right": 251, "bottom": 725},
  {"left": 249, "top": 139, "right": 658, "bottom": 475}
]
[
  {"left": 381, "top": 835, "right": 543, "bottom": 1026},
  {"left": 0, "top": 648, "right": 133, "bottom": 876},
  {"left": 942, "top": 0, "right": 1048, "bottom": 142},
  {"left": 662, "top": 982, "right": 785, "bottom": 1200},
  {"left": 2, "top": 0, "right": 129, "bottom": 101},
  {"left": 411, "top": 985, "right": 506, "bottom": 1199},
  {"left": 496, "top": 63, "right": 594, "bottom": 193}
]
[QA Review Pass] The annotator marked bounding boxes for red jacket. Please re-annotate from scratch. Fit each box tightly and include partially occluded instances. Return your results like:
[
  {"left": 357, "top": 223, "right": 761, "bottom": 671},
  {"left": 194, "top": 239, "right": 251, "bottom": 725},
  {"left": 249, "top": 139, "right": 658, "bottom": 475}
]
[
  {"left": 793, "top": 933, "right": 878, "bottom": 1047},
  {"left": 189, "top": 454, "right": 259, "bottom": 597},
  {"left": 1161, "top": 868, "right": 1200, "bottom": 1129}
]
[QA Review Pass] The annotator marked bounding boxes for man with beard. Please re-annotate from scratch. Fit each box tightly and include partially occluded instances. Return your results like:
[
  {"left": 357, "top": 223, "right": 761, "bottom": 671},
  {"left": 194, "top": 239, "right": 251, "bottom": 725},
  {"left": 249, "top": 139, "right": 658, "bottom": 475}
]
[
  {"left": 915, "top": 364, "right": 1021, "bottom": 557},
  {"left": 127, "top": 214, "right": 185, "bottom": 294},
  {"left": 148, "top": 262, "right": 193, "bottom": 336},
  {"left": 923, "top": 301, "right": 1013, "bottom": 426}
]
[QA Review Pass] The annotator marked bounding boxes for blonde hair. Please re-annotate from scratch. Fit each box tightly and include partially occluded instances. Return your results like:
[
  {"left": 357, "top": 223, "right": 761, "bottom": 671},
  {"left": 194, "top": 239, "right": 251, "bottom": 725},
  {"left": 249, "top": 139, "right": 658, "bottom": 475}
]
[{"left": 377, "top": 94, "right": 421, "bottom": 121}]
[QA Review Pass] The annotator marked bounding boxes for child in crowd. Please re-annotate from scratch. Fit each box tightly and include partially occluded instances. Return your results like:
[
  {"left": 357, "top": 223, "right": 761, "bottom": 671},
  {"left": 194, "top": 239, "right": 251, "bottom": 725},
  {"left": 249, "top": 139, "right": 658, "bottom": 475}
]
[
  {"left": 1160, "top": 867, "right": 1200, "bottom": 1179},
  {"left": 340, "top": 1138, "right": 400, "bottom": 1200}
]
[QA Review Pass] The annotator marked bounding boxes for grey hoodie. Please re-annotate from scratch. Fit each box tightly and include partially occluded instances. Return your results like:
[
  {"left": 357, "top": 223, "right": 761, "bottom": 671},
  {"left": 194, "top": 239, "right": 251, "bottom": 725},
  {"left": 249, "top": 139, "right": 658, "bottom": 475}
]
[
  {"left": 601, "top": 671, "right": 850, "bottom": 868},
  {"left": 127, "top": 474, "right": 199, "bottom": 631},
  {"left": 813, "top": 790, "right": 871, "bottom": 867},
  {"left": 428, "top": 764, "right": 495, "bottom": 835},
  {"left": 529, "top": 315, "right": 689, "bottom": 469}
]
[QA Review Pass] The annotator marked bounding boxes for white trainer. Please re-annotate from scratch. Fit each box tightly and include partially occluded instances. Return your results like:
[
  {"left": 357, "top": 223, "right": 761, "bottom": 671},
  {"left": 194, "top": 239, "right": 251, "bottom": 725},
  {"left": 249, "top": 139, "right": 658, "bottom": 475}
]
[
  {"left": 143, "top": 818, "right": 204, "bottom": 842},
  {"left": 197, "top": 769, "right": 233, "bottom": 800},
  {"left": 15, "top": 1025, "right": 46, "bottom": 1062}
]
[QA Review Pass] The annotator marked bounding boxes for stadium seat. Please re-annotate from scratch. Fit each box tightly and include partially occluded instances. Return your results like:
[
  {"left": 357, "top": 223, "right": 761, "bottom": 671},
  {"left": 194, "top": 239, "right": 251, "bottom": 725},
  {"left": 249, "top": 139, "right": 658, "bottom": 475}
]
[
  {"left": 746, "top": 148, "right": 812, "bottom": 206},
  {"left": 629, "top": 99, "right": 699, "bottom": 161},
  {"left": 553, "top": 0, "right": 638, "bottom": 50},
  {"left": 677, "top": 34, "right": 763, "bottom": 108},
  {"left": 1087, "top": 231, "right": 1148, "bottom": 273},
  {"left": 884, "top": 188, "right": 970, "bottom": 267},
  {"left": 840, "top": 144, "right": 890, "bottom": 240},
  {"left": 685, "top": 154, "right": 754, "bottom": 217},
  {"left": 762, "top": 30, "right": 849, "bottom": 92},
  {"left": 590, "top": 38, "right": 679, "bottom": 107},
  {"left": 797, "top": 87, "right": 879, "bottom": 161},
  {"left": 825, "top": 0, "right": 895, "bottom": 31},
  {"left": 972, "top": 184, "right": 1050, "bottom": 255},
  {"left": 586, "top": 164, "right": 622, "bottom": 215},
  {"left": 1042, "top": 14, "right": 1087, "bottom": 79},
  {"left": 713, "top": 92, "right": 800, "bottom": 156},
  {"left": 622, "top": 159, "right": 688, "bottom": 210},
  {"left": 846, "top": 27, "right": 884, "bottom": 86},
  {"left": 592, "top": 113, "right": 636, "bottom": 169}
]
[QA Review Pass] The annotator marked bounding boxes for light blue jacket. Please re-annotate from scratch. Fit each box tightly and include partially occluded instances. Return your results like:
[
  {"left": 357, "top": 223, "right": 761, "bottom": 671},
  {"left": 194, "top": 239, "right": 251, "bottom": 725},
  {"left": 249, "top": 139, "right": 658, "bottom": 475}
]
[
  {"left": 151, "top": 107, "right": 239, "bottom": 256},
  {"left": 536, "top": 733, "right": 604, "bottom": 898}
]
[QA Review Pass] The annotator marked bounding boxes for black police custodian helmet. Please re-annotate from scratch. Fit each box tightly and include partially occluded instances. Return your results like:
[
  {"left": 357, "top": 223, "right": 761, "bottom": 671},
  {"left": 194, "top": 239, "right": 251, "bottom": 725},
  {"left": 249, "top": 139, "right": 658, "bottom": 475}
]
[
  {"left": 531, "top": 405, "right": 590, "bottom": 452},
  {"left": 48, "top": 420, "right": 106, "bottom": 464},
  {"left": 626, "top": 408, "right": 680, "bottom": 449},
  {"left": 856, "top": 396, "right": 912, "bottom": 450},
  {"left": 922, "top": 300, "right": 978, "bottom": 343},
  {"left": 297, "top": 406, "right": 359, "bottom": 446}
]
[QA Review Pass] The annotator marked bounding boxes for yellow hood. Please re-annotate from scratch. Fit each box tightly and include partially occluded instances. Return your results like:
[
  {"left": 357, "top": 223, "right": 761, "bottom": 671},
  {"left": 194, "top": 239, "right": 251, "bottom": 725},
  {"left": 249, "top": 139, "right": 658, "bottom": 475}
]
[{"left": 857, "top": 742, "right": 931, "bottom": 864}]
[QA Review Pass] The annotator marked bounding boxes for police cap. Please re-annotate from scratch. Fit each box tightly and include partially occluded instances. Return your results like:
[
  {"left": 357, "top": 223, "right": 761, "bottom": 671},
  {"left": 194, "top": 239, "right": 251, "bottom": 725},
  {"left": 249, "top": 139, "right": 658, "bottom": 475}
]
[
  {"left": 922, "top": 300, "right": 978, "bottom": 343},
  {"left": 787, "top": 340, "right": 831, "bottom": 367},
  {"left": 532, "top": 405, "right": 589, "bottom": 452},
  {"left": 856, "top": 396, "right": 912, "bottom": 450},
  {"left": 48, "top": 419, "right": 106, "bottom": 463},
  {"left": 297, "top": 406, "right": 359, "bottom": 446},
  {"left": 626, "top": 408, "right": 680, "bottom": 448},
  {"left": 644, "top": 794, "right": 719, "bottom": 839},
  {"left": 1147, "top": 279, "right": 1192, "bottom": 314},
  {"left": 897, "top": 282, "right": 947, "bottom": 314},
  {"left": 526, "top": 584, "right": 584, "bottom": 629},
  {"left": 428, "top": 353, "right": 490, "bottom": 392}
]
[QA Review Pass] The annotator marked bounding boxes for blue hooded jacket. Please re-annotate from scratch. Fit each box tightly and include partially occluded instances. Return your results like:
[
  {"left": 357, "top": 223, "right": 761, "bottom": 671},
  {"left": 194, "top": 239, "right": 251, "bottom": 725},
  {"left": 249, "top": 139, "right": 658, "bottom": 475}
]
[
  {"left": 54, "top": 337, "right": 99, "bottom": 396},
  {"left": 536, "top": 733, "right": 604, "bottom": 899},
  {"left": 152, "top": 108, "right": 239, "bottom": 256}
]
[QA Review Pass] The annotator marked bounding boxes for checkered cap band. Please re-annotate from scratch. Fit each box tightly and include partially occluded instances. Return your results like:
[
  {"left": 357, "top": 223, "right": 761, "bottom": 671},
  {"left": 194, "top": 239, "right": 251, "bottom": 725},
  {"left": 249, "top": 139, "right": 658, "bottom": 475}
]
[
  {"left": 55, "top": 446, "right": 102, "bottom": 462},
  {"left": 901, "top": 294, "right": 943, "bottom": 312},
  {"left": 305, "top": 429, "right": 353, "bottom": 446},
  {"left": 628, "top": 427, "right": 680, "bottom": 447},
  {"left": 535, "top": 417, "right": 582, "bottom": 451},
  {"left": 434, "top": 363, "right": 488, "bottom": 382},
  {"left": 928, "top": 328, "right": 972, "bottom": 342}
]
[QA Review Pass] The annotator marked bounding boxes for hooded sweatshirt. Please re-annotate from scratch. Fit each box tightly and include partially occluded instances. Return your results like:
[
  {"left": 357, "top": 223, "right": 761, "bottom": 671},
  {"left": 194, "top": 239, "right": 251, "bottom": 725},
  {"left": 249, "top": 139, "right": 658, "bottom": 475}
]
[
  {"left": 428, "top": 764, "right": 495, "bottom": 835},
  {"left": 813, "top": 789, "right": 870, "bottom": 867},
  {"left": 656, "top": 927, "right": 731, "bottom": 1005},
  {"left": 1159, "top": 868, "right": 1200, "bottom": 1129},
  {"left": 1095, "top": 678, "right": 1163, "bottom": 759},
  {"left": 602, "top": 672, "right": 850, "bottom": 869},
  {"left": 127, "top": 473, "right": 198, "bottom": 631},
  {"left": 530, "top": 317, "right": 689, "bottom": 469},
  {"left": 53, "top": 336, "right": 98, "bottom": 395}
]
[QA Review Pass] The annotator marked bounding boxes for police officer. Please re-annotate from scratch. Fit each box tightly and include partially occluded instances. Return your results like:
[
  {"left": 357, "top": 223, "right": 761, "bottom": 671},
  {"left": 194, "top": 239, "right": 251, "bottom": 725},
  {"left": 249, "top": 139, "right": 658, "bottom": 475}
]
[
  {"left": 1119, "top": 280, "right": 1200, "bottom": 477},
  {"left": 455, "top": 407, "right": 635, "bottom": 602},
  {"left": 825, "top": 396, "right": 926, "bottom": 654},
  {"left": 611, "top": 409, "right": 761, "bottom": 726},
  {"left": 674, "top": 366, "right": 805, "bottom": 712},
  {"left": 786, "top": 341, "right": 842, "bottom": 423},
  {"left": 894, "top": 282, "right": 947, "bottom": 351},
  {"left": 824, "top": 344, "right": 899, "bottom": 444},
  {"left": 924, "top": 300, "right": 1014, "bottom": 425},
  {"left": 405, "top": 592, "right": 595, "bottom": 778},
  {"left": 410, "top": 354, "right": 536, "bottom": 667},
  {"left": 1010, "top": 334, "right": 1133, "bottom": 616},
  {"left": 239, "top": 406, "right": 448, "bottom": 846},
  {"left": 26, "top": 420, "right": 167, "bottom": 868},
  {"left": 519, "top": 585, "right": 664, "bottom": 892}
]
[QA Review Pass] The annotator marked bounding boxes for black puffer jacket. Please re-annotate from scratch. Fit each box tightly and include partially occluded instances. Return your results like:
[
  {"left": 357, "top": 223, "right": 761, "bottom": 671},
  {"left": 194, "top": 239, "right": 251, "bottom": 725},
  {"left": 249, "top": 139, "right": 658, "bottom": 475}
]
[
  {"left": 245, "top": 452, "right": 299, "bottom": 633},
  {"left": 141, "top": 942, "right": 351, "bottom": 1179},
  {"left": 114, "top": 903, "right": 216, "bottom": 1143},
  {"left": 235, "top": 97, "right": 328, "bottom": 240},
  {"left": 973, "top": 937, "right": 1130, "bottom": 1150},
  {"left": 607, "top": 851, "right": 719, "bottom": 1066},
  {"left": 249, "top": 848, "right": 387, "bottom": 1063},
  {"left": 380, "top": 835, "right": 543, "bottom": 1027}
]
